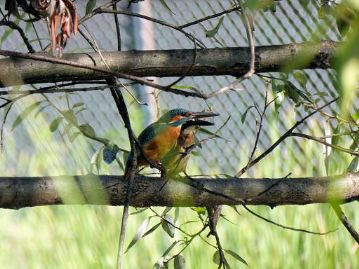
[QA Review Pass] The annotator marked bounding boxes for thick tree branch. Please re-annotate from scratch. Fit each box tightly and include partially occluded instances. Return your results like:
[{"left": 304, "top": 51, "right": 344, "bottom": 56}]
[
  {"left": 1, "top": 173, "right": 359, "bottom": 209},
  {"left": 0, "top": 41, "right": 337, "bottom": 87}
]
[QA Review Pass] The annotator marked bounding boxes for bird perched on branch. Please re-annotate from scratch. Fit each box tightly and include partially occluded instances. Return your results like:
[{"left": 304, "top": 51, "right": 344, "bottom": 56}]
[
  {"left": 132, "top": 108, "right": 218, "bottom": 174},
  {"left": 5, "top": 0, "right": 78, "bottom": 56},
  {"left": 103, "top": 108, "right": 218, "bottom": 175}
]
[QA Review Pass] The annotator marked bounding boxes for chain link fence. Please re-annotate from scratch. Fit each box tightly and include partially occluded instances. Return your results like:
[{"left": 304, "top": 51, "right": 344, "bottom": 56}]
[{"left": 0, "top": 0, "right": 349, "bottom": 177}]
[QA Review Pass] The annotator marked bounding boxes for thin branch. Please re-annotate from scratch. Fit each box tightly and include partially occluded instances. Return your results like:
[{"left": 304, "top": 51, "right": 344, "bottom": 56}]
[
  {"left": 178, "top": 6, "right": 241, "bottom": 29},
  {"left": 106, "top": 78, "right": 137, "bottom": 269}
]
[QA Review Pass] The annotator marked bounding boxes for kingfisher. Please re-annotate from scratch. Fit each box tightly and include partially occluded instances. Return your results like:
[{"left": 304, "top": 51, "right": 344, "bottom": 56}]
[
  {"left": 103, "top": 108, "right": 218, "bottom": 174},
  {"left": 134, "top": 108, "right": 218, "bottom": 172}
]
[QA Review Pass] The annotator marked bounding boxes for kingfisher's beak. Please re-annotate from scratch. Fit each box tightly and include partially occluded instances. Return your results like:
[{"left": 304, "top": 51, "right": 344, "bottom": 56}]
[
  {"left": 184, "top": 111, "right": 219, "bottom": 127},
  {"left": 191, "top": 111, "right": 220, "bottom": 119}
]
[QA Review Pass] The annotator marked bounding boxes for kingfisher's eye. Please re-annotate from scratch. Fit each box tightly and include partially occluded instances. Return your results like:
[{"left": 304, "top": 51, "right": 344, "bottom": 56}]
[{"left": 184, "top": 112, "right": 192, "bottom": 117}]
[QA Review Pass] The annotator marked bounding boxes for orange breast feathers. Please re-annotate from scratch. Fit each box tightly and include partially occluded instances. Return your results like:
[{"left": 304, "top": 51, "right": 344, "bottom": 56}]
[{"left": 142, "top": 125, "right": 181, "bottom": 163}]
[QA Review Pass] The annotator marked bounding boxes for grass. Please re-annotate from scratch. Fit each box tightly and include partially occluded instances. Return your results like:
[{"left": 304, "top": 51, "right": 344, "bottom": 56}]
[
  {"left": 0, "top": 95, "right": 358, "bottom": 269},
  {"left": 0, "top": 203, "right": 358, "bottom": 269}
]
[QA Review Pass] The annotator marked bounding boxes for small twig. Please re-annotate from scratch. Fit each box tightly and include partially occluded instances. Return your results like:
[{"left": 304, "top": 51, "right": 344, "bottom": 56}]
[
  {"left": 243, "top": 91, "right": 274, "bottom": 174},
  {"left": 236, "top": 98, "right": 338, "bottom": 176},
  {"left": 242, "top": 205, "right": 337, "bottom": 235},
  {"left": 181, "top": 178, "right": 335, "bottom": 236},
  {"left": 164, "top": 225, "right": 208, "bottom": 264},
  {"left": 83, "top": 8, "right": 206, "bottom": 49},
  {"left": 238, "top": 0, "right": 255, "bottom": 78},
  {"left": 0, "top": 21, "right": 35, "bottom": 53},
  {"left": 199, "top": 116, "right": 230, "bottom": 145},
  {"left": 290, "top": 132, "right": 359, "bottom": 156},
  {"left": 148, "top": 208, "right": 191, "bottom": 237},
  {"left": 331, "top": 203, "right": 359, "bottom": 244},
  {"left": 106, "top": 78, "right": 137, "bottom": 269},
  {"left": 207, "top": 205, "right": 226, "bottom": 269},
  {"left": 112, "top": 1, "right": 121, "bottom": 51}
]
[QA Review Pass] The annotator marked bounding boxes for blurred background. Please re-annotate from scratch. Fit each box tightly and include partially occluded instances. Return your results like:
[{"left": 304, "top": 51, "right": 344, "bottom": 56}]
[{"left": 0, "top": 1, "right": 358, "bottom": 268}]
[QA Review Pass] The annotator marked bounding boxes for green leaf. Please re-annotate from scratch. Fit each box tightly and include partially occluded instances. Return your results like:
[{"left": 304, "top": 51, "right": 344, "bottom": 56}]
[
  {"left": 198, "top": 128, "right": 224, "bottom": 139},
  {"left": 299, "top": 0, "right": 310, "bottom": 8},
  {"left": 79, "top": 123, "right": 96, "bottom": 138},
  {"left": 90, "top": 146, "right": 104, "bottom": 174},
  {"left": 25, "top": 21, "right": 32, "bottom": 32},
  {"left": 174, "top": 255, "right": 186, "bottom": 269},
  {"left": 241, "top": 106, "right": 255, "bottom": 123},
  {"left": 293, "top": 70, "right": 307, "bottom": 87},
  {"left": 174, "top": 208, "right": 180, "bottom": 223},
  {"left": 75, "top": 108, "right": 86, "bottom": 115},
  {"left": 190, "top": 151, "right": 200, "bottom": 156},
  {"left": 62, "top": 109, "right": 77, "bottom": 125},
  {"left": 205, "top": 16, "right": 224, "bottom": 38},
  {"left": 34, "top": 103, "right": 50, "bottom": 118},
  {"left": 352, "top": 111, "right": 359, "bottom": 122},
  {"left": 271, "top": 79, "right": 286, "bottom": 93},
  {"left": 125, "top": 218, "right": 150, "bottom": 253},
  {"left": 85, "top": 0, "right": 97, "bottom": 15},
  {"left": 229, "top": 205, "right": 241, "bottom": 215},
  {"left": 63, "top": 123, "right": 73, "bottom": 136},
  {"left": 192, "top": 207, "right": 206, "bottom": 215},
  {"left": 1, "top": 18, "right": 20, "bottom": 43},
  {"left": 161, "top": 215, "right": 175, "bottom": 238},
  {"left": 143, "top": 222, "right": 161, "bottom": 238},
  {"left": 212, "top": 250, "right": 220, "bottom": 265},
  {"left": 12, "top": 101, "right": 44, "bottom": 130},
  {"left": 349, "top": 132, "right": 359, "bottom": 151},
  {"left": 274, "top": 91, "right": 284, "bottom": 112},
  {"left": 49, "top": 117, "right": 63, "bottom": 132},
  {"left": 224, "top": 258, "right": 232, "bottom": 269},
  {"left": 162, "top": 207, "right": 172, "bottom": 216},
  {"left": 161, "top": 241, "right": 178, "bottom": 257},
  {"left": 331, "top": 126, "right": 342, "bottom": 146},
  {"left": 72, "top": 102, "right": 85, "bottom": 110},
  {"left": 224, "top": 249, "right": 248, "bottom": 266},
  {"left": 347, "top": 157, "right": 359, "bottom": 173}
]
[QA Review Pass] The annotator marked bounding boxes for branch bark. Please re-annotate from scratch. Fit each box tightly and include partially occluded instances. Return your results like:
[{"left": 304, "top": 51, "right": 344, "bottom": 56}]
[
  {"left": 1, "top": 173, "right": 359, "bottom": 209},
  {"left": 0, "top": 41, "right": 337, "bottom": 87}
]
